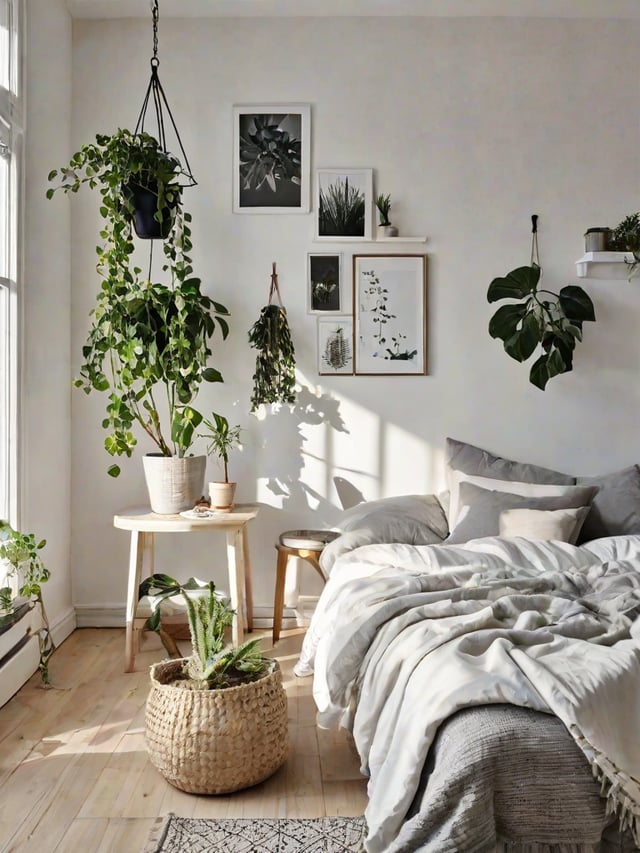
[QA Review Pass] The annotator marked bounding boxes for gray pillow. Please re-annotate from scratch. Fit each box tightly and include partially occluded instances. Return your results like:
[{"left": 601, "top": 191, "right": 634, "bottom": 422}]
[
  {"left": 320, "top": 494, "right": 449, "bottom": 575},
  {"left": 576, "top": 465, "right": 640, "bottom": 542},
  {"left": 446, "top": 437, "right": 575, "bottom": 486},
  {"left": 446, "top": 482, "right": 599, "bottom": 545}
]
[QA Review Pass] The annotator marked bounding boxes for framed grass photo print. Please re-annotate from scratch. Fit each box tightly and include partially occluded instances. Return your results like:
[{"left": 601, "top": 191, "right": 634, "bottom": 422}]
[
  {"left": 233, "top": 104, "right": 311, "bottom": 213},
  {"left": 315, "top": 168, "right": 373, "bottom": 241},
  {"left": 353, "top": 254, "right": 427, "bottom": 375},
  {"left": 318, "top": 316, "right": 354, "bottom": 375},
  {"left": 308, "top": 253, "right": 343, "bottom": 314}
]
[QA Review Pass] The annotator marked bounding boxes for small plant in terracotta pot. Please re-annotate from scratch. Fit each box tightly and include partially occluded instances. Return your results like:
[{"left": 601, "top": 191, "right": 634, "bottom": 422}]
[{"left": 200, "top": 413, "right": 242, "bottom": 512}]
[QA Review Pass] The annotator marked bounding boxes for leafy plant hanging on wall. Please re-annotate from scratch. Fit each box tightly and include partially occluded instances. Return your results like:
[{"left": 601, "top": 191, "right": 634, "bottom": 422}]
[
  {"left": 248, "top": 263, "right": 296, "bottom": 410},
  {"left": 487, "top": 216, "right": 596, "bottom": 390}
]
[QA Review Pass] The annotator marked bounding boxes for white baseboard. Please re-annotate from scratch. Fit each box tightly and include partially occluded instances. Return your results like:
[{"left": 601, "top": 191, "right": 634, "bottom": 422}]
[
  {"left": 50, "top": 606, "right": 76, "bottom": 647},
  {"left": 74, "top": 602, "right": 317, "bottom": 631}
]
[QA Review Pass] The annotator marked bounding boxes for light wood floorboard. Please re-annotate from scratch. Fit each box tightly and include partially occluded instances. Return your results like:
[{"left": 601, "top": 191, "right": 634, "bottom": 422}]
[{"left": 0, "top": 627, "right": 367, "bottom": 852}]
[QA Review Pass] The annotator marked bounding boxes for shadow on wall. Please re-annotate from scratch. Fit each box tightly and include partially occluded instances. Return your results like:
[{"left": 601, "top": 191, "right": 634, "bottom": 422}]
[{"left": 254, "top": 384, "right": 357, "bottom": 528}]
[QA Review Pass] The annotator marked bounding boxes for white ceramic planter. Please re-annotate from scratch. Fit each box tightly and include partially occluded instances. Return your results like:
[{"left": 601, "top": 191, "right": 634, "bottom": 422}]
[
  {"left": 142, "top": 454, "right": 206, "bottom": 514},
  {"left": 209, "top": 481, "right": 237, "bottom": 513}
]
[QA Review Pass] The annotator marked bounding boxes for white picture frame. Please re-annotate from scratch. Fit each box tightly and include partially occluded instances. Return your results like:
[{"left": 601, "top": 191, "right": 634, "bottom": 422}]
[
  {"left": 317, "top": 316, "right": 354, "bottom": 375},
  {"left": 353, "top": 254, "right": 428, "bottom": 376},
  {"left": 315, "top": 168, "right": 373, "bottom": 241},
  {"left": 307, "top": 253, "right": 343, "bottom": 314},
  {"left": 233, "top": 103, "right": 311, "bottom": 213}
]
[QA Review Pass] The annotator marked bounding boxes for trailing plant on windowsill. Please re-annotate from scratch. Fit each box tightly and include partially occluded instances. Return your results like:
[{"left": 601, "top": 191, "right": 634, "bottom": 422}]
[
  {"left": 139, "top": 574, "right": 269, "bottom": 690},
  {"left": 0, "top": 520, "right": 55, "bottom": 685},
  {"left": 46, "top": 130, "right": 230, "bottom": 476},
  {"left": 487, "top": 218, "right": 595, "bottom": 390}
]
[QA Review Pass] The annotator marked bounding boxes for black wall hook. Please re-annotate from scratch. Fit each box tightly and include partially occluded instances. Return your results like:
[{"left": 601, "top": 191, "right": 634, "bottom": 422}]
[{"left": 531, "top": 214, "right": 539, "bottom": 234}]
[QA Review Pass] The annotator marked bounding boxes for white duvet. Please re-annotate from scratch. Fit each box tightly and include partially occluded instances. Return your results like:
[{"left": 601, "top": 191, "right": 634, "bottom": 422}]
[{"left": 297, "top": 535, "right": 640, "bottom": 852}]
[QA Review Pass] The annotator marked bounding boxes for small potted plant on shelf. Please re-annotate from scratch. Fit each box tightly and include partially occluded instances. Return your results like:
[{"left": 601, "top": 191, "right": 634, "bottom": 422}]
[
  {"left": 47, "top": 130, "right": 231, "bottom": 514},
  {"left": 611, "top": 212, "right": 640, "bottom": 280},
  {"left": 375, "top": 193, "right": 398, "bottom": 238},
  {"left": 141, "top": 573, "right": 288, "bottom": 794},
  {"left": 0, "top": 520, "right": 55, "bottom": 685},
  {"left": 199, "top": 413, "right": 242, "bottom": 512}
]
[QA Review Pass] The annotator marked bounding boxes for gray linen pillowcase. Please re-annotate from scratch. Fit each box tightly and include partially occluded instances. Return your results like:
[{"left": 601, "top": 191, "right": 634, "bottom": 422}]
[
  {"left": 320, "top": 494, "right": 449, "bottom": 575},
  {"left": 576, "top": 465, "right": 640, "bottom": 542},
  {"left": 446, "top": 482, "right": 599, "bottom": 545},
  {"left": 446, "top": 437, "right": 575, "bottom": 486}
]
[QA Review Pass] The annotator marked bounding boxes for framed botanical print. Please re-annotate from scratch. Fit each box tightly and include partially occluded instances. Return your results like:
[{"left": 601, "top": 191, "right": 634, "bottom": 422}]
[
  {"left": 233, "top": 104, "right": 311, "bottom": 213},
  {"left": 353, "top": 254, "right": 427, "bottom": 375},
  {"left": 315, "top": 168, "right": 373, "bottom": 241},
  {"left": 317, "top": 316, "right": 354, "bottom": 375},
  {"left": 308, "top": 253, "right": 343, "bottom": 313}
]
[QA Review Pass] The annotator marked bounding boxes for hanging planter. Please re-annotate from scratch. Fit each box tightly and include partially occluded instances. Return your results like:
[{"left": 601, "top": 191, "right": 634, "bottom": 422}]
[
  {"left": 248, "top": 263, "right": 296, "bottom": 411},
  {"left": 487, "top": 215, "right": 596, "bottom": 390},
  {"left": 125, "top": 180, "right": 179, "bottom": 239}
]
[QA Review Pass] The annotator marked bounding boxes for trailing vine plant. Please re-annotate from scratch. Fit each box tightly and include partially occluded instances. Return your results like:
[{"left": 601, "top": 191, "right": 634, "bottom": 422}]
[
  {"left": 0, "top": 521, "right": 55, "bottom": 685},
  {"left": 248, "top": 264, "right": 296, "bottom": 410},
  {"left": 487, "top": 216, "right": 595, "bottom": 390}
]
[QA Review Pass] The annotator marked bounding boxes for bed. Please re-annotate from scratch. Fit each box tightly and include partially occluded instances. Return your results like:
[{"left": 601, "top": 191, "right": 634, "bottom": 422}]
[{"left": 295, "top": 439, "right": 640, "bottom": 853}]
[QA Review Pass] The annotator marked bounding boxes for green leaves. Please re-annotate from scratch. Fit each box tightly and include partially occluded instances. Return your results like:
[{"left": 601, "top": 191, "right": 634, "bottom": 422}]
[
  {"left": 140, "top": 573, "right": 268, "bottom": 689},
  {"left": 487, "top": 265, "right": 540, "bottom": 302},
  {"left": 487, "top": 264, "right": 595, "bottom": 391}
]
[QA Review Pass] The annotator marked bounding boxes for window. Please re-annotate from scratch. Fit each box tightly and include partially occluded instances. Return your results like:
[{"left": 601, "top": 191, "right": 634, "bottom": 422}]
[{"left": 0, "top": 0, "right": 23, "bottom": 524}]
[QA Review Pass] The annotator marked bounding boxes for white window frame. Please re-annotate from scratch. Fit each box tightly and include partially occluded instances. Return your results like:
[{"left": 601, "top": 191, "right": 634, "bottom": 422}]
[{"left": 0, "top": 0, "right": 24, "bottom": 527}]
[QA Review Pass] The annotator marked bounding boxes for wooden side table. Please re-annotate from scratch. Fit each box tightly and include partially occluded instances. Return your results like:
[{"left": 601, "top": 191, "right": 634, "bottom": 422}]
[{"left": 114, "top": 505, "right": 258, "bottom": 672}]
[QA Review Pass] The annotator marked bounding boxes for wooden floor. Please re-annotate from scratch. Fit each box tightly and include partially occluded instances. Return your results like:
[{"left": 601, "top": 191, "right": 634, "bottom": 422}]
[{"left": 0, "top": 627, "right": 367, "bottom": 852}]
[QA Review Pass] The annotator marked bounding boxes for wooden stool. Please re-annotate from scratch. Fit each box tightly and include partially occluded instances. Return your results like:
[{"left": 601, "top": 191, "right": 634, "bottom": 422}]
[{"left": 273, "top": 529, "right": 339, "bottom": 643}]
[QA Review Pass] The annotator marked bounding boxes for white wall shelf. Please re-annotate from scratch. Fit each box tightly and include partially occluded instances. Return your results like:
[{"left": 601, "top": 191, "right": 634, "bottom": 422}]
[
  {"left": 376, "top": 236, "right": 427, "bottom": 243},
  {"left": 575, "top": 251, "right": 633, "bottom": 279}
]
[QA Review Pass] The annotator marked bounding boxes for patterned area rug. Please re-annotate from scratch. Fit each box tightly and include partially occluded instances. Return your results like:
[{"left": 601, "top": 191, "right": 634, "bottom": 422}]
[{"left": 143, "top": 813, "right": 367, "bottom": 852}]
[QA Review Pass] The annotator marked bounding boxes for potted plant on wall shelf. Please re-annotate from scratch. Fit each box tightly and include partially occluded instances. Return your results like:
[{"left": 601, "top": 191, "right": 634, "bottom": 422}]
[
  {"left": 200, "top": 413, "right": 242, "bottom": 512},
  {"left": 0, "top": 520, "right": 55, "bottom": 686},
  {"left": 47, "top": 131, "right": 230, "bottom": 514},
  {"left": 141, "top": 573, "right": 288, "bottom": 794},
  {"left": 611, "top": 212, "right": 640, "bottom": 280},
  {"left": 375, "top": 193, "right": 398, "bottom": 238}
]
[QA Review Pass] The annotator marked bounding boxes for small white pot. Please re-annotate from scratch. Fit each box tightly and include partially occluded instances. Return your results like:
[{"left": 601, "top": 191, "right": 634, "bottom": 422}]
[
  {"left": 209, "top": 481, "right": 237, "bottom": 513},
  {"left": 379, "top": 224, "right": 398, "bottom": 238},
  {"left": 142, "top": 454, "right": 206, "bottom": 515}
]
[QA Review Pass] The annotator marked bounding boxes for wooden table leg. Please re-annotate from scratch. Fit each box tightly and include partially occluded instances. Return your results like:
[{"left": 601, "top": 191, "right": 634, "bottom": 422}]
[
  {"left": 226, "top": 526, "right": 245, "bottom": 647},
  {"left": 273, "top": 545, "right": 289, "bottom": 644},
  {"left": 125, "top": 530, "right": 145, "bottom": 673},
  {"left": 241, "top": 525, "right": 253, "bottom": 633}
]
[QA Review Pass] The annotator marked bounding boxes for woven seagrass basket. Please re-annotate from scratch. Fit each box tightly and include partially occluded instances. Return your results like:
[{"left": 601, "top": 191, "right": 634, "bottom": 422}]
[{"left": 145, "top": 657, "right": 288, "bottom": 794}]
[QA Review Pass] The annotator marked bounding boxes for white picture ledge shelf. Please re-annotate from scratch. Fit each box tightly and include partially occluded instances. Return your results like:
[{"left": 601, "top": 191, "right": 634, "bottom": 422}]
[
  {"left": 575, "top": 251, "right": 633, "bottom": 279},
  {"left": 376, "top": 236, "right": 427, "bottom": 243}
]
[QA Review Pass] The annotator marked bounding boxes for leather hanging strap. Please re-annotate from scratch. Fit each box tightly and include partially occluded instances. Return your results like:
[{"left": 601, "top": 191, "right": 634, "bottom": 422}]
[{"left": 268, "top": 262, "right": 284, "bottom": 306}]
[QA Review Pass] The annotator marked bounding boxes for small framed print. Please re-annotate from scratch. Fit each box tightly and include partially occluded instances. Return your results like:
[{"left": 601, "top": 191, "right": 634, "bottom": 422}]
[
  {"left": 308, "top": 253, "right": 343, "bottom": 314},
  {"left": 353, "top": 254, "right": 428, "bottom": 376},
  {"left": 233, "top": 104, "right": 311, "bottom": 213},
  {"left": 318, "top": 316, "right": 354, "bottom": 375},
  {"left": 315, "top": 168, "right": 373, "bottom": 241}
]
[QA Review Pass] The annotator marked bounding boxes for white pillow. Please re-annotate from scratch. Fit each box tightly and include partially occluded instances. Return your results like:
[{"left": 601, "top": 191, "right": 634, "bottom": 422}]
[
  {"left": 447, "top": 469, "right": 580, "bottom": 529},
  {"left": 499, "top": 506, "right": 591, "bottom": 544}
]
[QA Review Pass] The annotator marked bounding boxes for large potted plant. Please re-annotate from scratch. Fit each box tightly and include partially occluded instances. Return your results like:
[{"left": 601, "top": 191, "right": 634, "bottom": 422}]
[
  {"left": 0, "top": 520, "right": 55, "bottom": 686},
  {"left": 200, "top": 413, "right": 242, "bottom": 513},
  {"left": 141, "top": 574, "right": 288, "bottom": 794},
  {"left": 47, "top": 131, "right": 230, "bottom": 513}
]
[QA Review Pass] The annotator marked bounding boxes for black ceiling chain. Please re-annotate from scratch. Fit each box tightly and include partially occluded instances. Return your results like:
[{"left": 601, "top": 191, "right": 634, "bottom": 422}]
[{"left": 151, "top": 0, "right": 159, "bottom": 66}]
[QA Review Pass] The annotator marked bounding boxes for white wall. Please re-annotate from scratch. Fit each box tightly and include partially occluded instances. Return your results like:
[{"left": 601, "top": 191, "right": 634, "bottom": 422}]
[
  {"left": 67, "top": 16, "right": 640, "bottom": 617},
  {"left": 24, "top": 0, "right": 75, "bottom": 643}
]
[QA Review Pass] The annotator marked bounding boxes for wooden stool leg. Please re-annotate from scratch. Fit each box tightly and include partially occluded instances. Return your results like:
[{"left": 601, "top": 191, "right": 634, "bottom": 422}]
[{"left": 273, "top": 545, "right": 289, "bottom": 644}]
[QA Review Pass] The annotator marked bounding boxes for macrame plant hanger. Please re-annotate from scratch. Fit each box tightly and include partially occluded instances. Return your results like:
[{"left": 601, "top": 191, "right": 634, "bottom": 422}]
[
  {"left": 134, "top": 0, "right": 197, "bottom": 188},
  {"left": 248, "top": 263, "right": 297, "bottom": 411}
]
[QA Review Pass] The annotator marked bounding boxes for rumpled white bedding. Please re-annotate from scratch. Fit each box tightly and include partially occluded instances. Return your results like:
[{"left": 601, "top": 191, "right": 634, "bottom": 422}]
[{"left": 297, "top": 535, "right": 640, "bottom": 853}]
